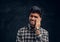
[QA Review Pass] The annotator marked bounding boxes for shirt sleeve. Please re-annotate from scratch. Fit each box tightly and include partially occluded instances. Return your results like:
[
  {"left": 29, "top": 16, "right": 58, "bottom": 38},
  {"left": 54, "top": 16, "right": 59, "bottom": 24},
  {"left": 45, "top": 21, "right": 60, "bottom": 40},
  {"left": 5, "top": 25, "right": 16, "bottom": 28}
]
[
  {"left": 36, "top": 31, "right": 49, "bottom": 42},
  {"left": 16, "top": 30, "right": 22, "bottom": 42},
  {"left": 36, "top": 34, "right": 42, "bottom": 41}
]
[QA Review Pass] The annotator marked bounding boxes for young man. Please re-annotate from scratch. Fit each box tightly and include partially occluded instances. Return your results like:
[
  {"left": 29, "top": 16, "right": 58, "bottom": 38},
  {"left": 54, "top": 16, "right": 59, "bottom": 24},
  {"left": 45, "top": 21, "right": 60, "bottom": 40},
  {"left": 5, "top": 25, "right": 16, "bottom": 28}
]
[{"left": 16, "top": 6, "right": 49, "bottom": 42}]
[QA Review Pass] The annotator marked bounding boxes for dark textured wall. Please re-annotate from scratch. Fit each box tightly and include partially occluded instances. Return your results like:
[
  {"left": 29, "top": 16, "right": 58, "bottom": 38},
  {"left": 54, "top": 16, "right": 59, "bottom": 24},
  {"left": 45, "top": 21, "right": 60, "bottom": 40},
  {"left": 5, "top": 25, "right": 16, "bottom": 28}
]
[{"left": 0, "top": 0, "right": 58, "bottom": 42}]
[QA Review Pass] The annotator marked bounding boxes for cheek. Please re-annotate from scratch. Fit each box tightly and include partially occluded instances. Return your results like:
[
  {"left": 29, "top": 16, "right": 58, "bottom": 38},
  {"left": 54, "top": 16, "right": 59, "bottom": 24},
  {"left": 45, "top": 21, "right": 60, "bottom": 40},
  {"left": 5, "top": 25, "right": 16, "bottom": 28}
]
[
  {"left": 29, "top": 17, "right": 32, "bottom": 22},
  {"left": 29, "top": 17, "right": 31, "bottom": 20},
  {"left": 40, "top": 18, "right": 42, "bottom": 22}
]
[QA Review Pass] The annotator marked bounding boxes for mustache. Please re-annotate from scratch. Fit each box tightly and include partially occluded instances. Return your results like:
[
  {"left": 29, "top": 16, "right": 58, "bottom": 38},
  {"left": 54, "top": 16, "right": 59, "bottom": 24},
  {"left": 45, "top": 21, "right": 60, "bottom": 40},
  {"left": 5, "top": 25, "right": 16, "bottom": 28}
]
[{"left": 30, "top": 19, "right": 35, "bottom": 21}]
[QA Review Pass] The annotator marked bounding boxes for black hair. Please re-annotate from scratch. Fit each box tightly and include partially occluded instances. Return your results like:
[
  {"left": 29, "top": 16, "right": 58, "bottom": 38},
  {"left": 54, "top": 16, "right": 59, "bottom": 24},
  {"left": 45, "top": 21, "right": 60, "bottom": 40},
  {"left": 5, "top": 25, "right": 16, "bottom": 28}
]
[{"left": 29, "top": 6, "right": 42, "bottom": 17}]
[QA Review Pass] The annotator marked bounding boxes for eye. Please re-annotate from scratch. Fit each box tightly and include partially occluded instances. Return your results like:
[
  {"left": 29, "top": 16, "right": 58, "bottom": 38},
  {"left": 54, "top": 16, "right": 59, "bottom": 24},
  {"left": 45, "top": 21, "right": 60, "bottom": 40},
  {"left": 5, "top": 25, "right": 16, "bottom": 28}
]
[
  {"left": 30, "top": 15, "right": 33, "bottom": 17},
  {"left": 34, "top": 16, "right": 38, "bottom": 18}
]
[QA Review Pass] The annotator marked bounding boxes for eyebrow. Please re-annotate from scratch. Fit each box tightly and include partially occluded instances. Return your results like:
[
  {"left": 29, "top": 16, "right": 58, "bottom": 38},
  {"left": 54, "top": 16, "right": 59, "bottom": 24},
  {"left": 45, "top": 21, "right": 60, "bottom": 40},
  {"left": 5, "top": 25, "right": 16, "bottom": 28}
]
[{"left": 30, "top": 15, "right": 38, "bottom": 18}]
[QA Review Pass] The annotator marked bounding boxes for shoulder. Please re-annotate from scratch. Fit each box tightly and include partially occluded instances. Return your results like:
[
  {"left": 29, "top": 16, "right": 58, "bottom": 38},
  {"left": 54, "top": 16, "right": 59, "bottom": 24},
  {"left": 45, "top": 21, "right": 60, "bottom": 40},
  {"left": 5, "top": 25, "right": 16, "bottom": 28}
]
[
  {"left": 17, "top": 26, "right": 28, "bottom": 36},
  {"left": 17, "top": 26, "right": 28, "bottom": 33},
  {"left": 40, "top": 27, "right": 48, "bottom": 34}
]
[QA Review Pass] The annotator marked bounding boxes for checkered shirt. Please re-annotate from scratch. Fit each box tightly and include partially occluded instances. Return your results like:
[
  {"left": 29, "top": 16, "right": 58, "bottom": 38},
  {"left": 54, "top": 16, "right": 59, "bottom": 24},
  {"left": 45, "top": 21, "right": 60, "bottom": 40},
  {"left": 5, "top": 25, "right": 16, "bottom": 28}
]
[{"left": 16, "top": 24, "right": 49, "bottom": 42}]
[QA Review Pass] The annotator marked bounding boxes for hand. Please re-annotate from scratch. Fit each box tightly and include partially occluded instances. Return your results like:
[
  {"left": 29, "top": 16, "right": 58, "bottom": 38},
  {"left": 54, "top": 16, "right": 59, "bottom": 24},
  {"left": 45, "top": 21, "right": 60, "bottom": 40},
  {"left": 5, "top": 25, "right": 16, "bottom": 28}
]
[
  {"left": 35, "top": 18, "right": 41, "bottom": 35},
  {"left": 35, "top": 18, "right": 41, "bottom": 29}
]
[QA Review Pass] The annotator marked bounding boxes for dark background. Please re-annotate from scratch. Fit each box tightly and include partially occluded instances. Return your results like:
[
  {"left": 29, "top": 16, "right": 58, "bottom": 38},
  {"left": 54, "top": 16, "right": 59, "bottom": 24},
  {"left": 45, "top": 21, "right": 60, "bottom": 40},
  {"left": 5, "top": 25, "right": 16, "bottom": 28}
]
[{"left": 0, "top": 0, "right": 58, "bottom": 42}]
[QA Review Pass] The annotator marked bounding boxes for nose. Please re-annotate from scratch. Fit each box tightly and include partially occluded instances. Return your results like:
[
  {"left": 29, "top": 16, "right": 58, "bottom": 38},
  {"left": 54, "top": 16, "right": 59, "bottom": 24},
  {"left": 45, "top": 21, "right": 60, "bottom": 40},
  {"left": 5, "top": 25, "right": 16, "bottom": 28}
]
[{"left": 31, "top": 17, "right": 35, "bottom": 20}]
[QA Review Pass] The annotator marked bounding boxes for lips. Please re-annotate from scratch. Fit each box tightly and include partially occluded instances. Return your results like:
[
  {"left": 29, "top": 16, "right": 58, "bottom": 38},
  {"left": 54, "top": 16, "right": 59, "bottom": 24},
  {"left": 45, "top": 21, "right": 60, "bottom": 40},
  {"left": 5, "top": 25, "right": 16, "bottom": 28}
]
[
  {"left": 31, "top": 21, "right": 34, "bottom": 23},
  {"left": 30, "top": 20, "right": 34, "bottom": 22},
  {"left": 30, "top": 20, "right": 35, "bottom": 24}
]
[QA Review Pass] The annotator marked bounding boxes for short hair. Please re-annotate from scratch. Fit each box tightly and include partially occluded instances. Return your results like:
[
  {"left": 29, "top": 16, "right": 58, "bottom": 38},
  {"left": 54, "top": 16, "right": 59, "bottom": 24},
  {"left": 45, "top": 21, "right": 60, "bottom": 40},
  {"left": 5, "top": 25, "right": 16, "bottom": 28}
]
[{"left": 29, "top": 6, "right": 42, "bottom": 17}]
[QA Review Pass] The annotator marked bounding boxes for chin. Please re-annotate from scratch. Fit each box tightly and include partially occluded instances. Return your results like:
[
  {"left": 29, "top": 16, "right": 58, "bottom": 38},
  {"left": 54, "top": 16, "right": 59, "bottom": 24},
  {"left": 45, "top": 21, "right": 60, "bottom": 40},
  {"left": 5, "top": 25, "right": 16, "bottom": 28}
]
[{"left": 30, "top": 23, "right": 35, "bottom": 27}]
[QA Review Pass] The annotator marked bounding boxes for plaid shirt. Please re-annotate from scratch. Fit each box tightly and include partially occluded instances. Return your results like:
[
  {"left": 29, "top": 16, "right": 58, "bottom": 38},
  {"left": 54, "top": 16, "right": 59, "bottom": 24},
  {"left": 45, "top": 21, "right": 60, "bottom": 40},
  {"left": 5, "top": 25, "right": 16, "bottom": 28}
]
[{"left": 16, "top": 24, "right": 49, "bottom": 42}]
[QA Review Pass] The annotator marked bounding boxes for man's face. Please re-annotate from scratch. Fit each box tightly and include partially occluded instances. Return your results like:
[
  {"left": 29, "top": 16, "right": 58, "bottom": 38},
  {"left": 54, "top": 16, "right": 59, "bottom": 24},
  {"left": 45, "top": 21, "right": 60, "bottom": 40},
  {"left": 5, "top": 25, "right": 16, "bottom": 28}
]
[{"left": 29, "top": 13, "right": 42, "bottom": 27}]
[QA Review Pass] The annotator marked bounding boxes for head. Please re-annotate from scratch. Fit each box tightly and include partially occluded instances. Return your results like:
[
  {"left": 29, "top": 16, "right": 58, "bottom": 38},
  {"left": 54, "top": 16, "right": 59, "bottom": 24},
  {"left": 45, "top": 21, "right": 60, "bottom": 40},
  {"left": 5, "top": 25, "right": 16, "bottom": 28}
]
[{"left": 29, "top": 6, "right": 42, "bottom": 27}]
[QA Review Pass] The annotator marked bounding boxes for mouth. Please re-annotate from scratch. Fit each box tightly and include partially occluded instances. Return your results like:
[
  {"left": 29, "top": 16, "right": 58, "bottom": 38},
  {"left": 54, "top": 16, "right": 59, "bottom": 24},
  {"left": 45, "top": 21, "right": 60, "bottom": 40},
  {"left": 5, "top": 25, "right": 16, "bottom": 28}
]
[
  {"left": 31, "top": 20, "right": 34, "bottom": 22},
  {"left": 30, "top": 20, "right": 35, "bottom": 22},
  {"left": 30, "top": 20, "right": 35, "bottom": 24}
]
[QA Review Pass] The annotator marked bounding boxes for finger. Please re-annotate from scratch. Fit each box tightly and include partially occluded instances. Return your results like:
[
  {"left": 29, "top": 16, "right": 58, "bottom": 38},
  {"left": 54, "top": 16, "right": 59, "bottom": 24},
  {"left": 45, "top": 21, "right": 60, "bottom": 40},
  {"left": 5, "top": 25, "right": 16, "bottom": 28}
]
[{"left": 36, "top": 19, "right": 40, "bottom": 24}]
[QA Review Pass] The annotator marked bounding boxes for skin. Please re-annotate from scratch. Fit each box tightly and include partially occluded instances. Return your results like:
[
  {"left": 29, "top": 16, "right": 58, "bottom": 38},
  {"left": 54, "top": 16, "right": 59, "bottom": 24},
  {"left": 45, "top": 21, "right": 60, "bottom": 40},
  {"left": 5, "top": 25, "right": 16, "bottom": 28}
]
[{"left": 29, "top": 13, "right": 42, "bottom": 35}]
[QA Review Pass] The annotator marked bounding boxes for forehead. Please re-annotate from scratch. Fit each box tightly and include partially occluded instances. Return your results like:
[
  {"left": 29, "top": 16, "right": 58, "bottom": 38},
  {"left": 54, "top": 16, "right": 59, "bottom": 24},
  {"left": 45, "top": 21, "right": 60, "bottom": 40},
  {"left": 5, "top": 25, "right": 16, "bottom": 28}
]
[{"left": 29, "top": 13, "right": 40, "bottom": 17}]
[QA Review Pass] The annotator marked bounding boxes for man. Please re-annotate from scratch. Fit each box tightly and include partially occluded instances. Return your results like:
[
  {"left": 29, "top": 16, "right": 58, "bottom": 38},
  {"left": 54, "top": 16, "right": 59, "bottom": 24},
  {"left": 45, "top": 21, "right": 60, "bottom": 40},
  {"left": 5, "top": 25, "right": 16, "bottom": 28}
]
[{"left": 16, "top": 6, "right": 49, "bottom": 42}]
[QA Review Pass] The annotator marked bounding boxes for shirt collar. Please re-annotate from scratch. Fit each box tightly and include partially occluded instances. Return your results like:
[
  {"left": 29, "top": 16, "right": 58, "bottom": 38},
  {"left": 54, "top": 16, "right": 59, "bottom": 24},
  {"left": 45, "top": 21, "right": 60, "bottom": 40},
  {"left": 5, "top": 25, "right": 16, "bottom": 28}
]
[{"left": 28, "top": 23, "right": 32, "bottom": 30}]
